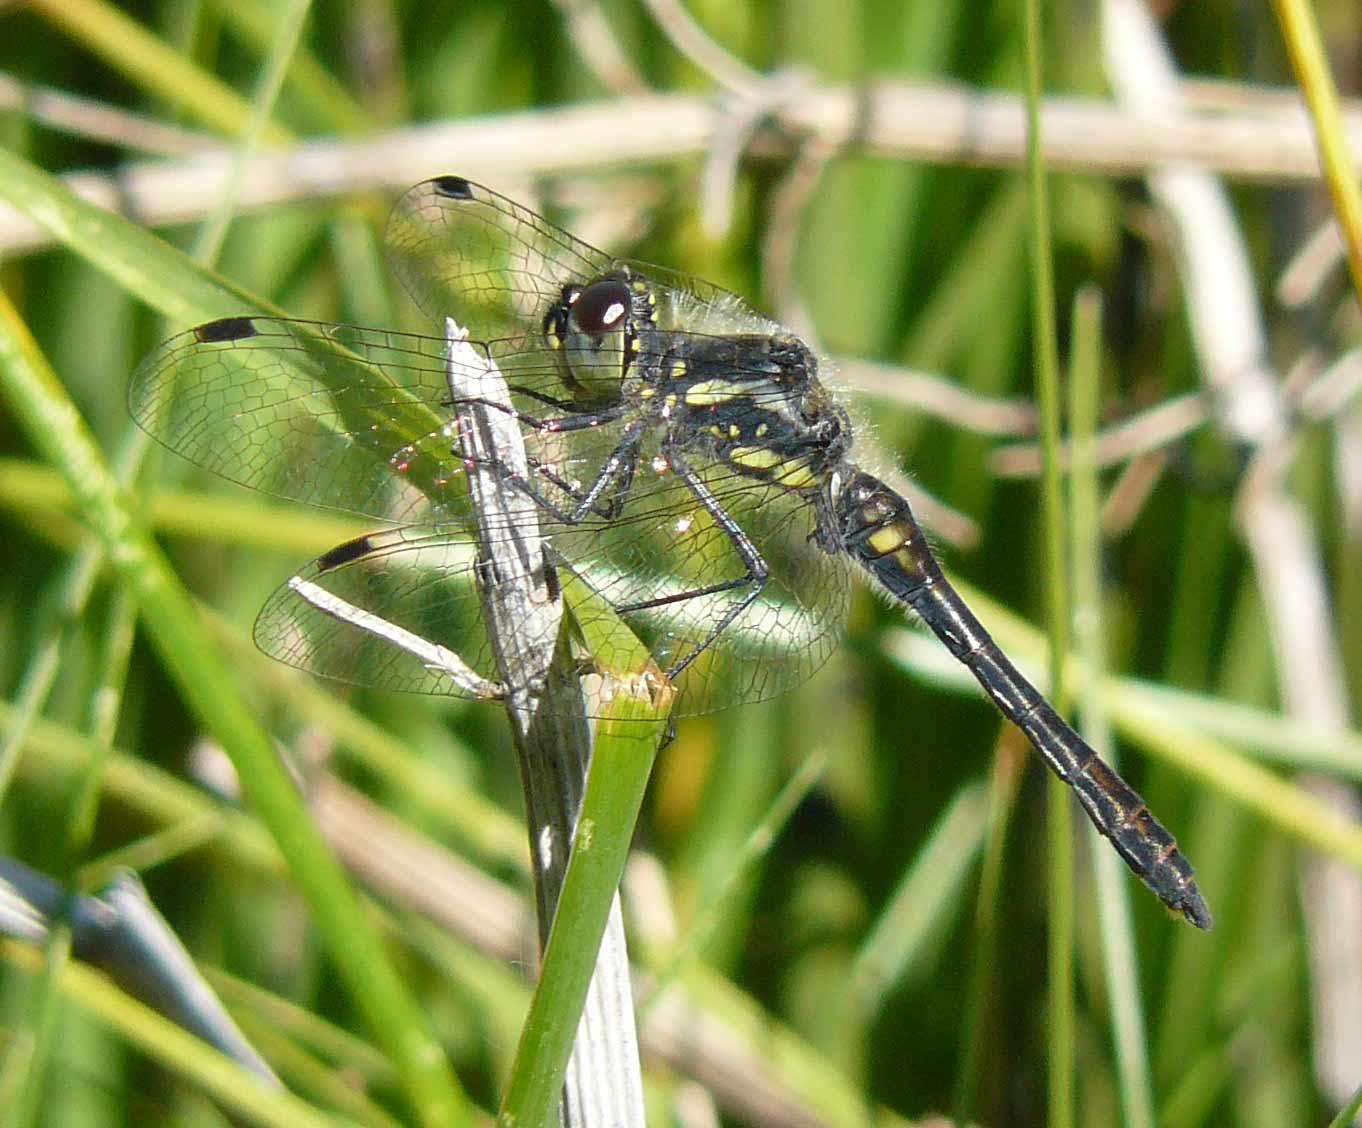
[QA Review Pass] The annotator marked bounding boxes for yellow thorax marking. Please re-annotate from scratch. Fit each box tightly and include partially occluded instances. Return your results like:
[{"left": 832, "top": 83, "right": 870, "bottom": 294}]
[
  {"left": 729, "top": 446, "right": 781, "bottom": 470},
  {"left": 777, "top": 461, "right": 817, "bottom": 489},
  {"left": 683, "top": 379, "right": 742, "bottom": 406}
]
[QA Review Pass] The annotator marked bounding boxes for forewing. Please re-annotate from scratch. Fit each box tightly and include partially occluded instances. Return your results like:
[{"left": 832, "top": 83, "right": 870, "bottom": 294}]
[
  {"left": 385, "top": 176, "right": 615, "bottom": 338},
  {"left": 129, "top": 316, "right": 495, "bottom": 525}
]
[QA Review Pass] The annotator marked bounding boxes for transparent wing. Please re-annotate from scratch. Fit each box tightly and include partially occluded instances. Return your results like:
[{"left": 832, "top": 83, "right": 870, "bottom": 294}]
[
  {"left": 133, "top": 311, "right": 849, "bottom": 714},
  {"left": 253, "top": 472, "right": 848, "bottom": 715},
  {"left": 254, "top": 526, "right": 492, "bottom": 696},
  {"left": 129, "top": 316, "right": 471, "bottom": 524},
  {"left": 550, "top": 455, "right": 851, "bottom": 715},
  {"left": 385, "top": 176, "right": 615, "bottom": 339},
  {"left": 384, "top": 175, "right": 777, "bottom": 339}
]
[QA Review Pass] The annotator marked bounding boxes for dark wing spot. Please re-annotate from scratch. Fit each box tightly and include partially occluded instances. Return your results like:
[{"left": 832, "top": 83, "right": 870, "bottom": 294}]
[
  {"left": 317, "top": 534, "right": 378, "bottom": 572},
  {"left": 194, "top": 317, "right": 258, "bottom": 343},
  {"left": 431, "top": 176, "right": 474, "bottom": 199}
]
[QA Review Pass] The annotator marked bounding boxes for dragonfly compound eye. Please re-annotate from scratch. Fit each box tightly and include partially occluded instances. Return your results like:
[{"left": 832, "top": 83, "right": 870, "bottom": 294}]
[
  {"left": 559, "top": 277, "right": 635, "bottom": 399},
  {"left": 569, "top": 279, "right": 631, "bottom": 336}
]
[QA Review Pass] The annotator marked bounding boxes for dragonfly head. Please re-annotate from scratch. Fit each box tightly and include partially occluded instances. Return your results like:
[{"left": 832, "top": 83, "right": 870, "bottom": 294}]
[{"left": 544, "top": 269, "right": 655, "bottom": 403}]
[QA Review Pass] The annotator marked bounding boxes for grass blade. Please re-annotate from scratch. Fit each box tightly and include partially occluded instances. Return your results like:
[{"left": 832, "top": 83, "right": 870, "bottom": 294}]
[{"left": 0, "top": 292, "right": 472, "bottom": 1128}]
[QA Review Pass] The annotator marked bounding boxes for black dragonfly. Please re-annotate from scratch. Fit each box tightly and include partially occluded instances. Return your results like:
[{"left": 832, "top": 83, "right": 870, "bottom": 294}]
[{"left": 130, "top": 175, "right": 1210, "bottom": 929}]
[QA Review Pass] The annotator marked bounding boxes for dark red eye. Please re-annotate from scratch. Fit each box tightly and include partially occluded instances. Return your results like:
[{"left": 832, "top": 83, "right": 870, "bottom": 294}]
[{"left": 569, "top": 279, "right": 631, "bottom": 336}]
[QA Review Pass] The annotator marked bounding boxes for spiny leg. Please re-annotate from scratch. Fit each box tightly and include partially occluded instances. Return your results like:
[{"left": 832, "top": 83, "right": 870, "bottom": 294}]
[
  {"left": 497, "top": 425, "right": 645, "bottom": 525},
  {"left": 524, "top": 447, "right": 639, "bottom": 521},
  {"left": 646, "top": 446, "right": 770, "bottom": 680}
]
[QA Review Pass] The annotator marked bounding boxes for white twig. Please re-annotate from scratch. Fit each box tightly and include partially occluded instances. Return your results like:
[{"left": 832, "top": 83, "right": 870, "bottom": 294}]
[
  {"left": 443, "top": 319, "right": 646, "bottom": 1128},
  {"left": 550, "top": 0, "right": 650, "bottom": 95},
  {"left": 989, "top": 392, "right": 1209, "bottom": 477},
  {"left": 638, "top": 0, "right": 764, "bottom": 95},
  {"left": 0, "top": 71, "right": 217, "bottom": 155}
]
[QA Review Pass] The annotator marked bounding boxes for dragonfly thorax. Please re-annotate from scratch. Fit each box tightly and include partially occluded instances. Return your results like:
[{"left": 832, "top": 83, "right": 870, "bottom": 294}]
[{"left": 656, "top": 332, "right": 852, "bottom": 497}]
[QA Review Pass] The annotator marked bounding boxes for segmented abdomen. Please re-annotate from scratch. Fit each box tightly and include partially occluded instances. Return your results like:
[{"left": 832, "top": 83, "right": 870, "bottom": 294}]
[{"left": 834, "top": 469, "right": 1210, "bottom": 929}]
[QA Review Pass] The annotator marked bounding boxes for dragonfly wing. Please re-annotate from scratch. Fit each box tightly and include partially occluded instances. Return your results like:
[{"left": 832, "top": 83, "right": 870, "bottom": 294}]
[
  {"left": 385, "top": 176, "right": 616, "bottom": 339},
  {"left": 255, "top": 526, "right": 501, "bottom": 696},
  {"left": 619, "top": 259, "right": 777, "bottom": 337},
  {"left": 129, "top": 316, "right": 488, "bottom": 525}
]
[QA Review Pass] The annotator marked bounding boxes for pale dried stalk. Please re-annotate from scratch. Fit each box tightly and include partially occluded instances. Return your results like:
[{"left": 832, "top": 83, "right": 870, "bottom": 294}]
[
  {"left": 443, "top": 322, "right": 645, "bottom": 1128},
  {"left": 8, "top": 82, "right": 1362, "bottom": 255},
  {"left": 1104, "top": 0, "right": 1362, "bottom": 1112}
]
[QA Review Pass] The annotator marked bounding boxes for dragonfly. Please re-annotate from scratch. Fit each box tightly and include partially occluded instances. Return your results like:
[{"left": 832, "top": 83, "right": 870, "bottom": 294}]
[{"left": 130, "top": 175, "right": 1210, "bottom": 929}]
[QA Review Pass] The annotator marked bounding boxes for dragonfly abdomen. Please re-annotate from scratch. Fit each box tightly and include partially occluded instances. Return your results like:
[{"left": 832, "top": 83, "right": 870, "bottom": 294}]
[{"left": 834, "top": 469, "right": 1211, "bottom": 929}]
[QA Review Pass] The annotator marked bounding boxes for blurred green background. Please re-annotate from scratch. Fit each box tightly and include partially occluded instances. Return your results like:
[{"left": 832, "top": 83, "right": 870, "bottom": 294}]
[{"left": 2, "top": 0, "right": 1361, "bottom": 1125}]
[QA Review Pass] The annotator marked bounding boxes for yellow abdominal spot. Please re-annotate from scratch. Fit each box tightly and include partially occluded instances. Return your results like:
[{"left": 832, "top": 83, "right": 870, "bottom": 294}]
[
  {"left": 684, "top": 379, "right": 741, "bottom": 406},
  {"left": 893, "top": 545, "right": 927, "bottom": 574},
  {"left": 866, "top": 525, "right": 906, "bottom": 554}
]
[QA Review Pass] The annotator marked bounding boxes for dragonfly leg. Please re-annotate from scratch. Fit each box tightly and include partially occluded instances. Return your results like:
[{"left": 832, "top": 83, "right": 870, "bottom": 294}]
[
  {"left": 500, "top": 425, "right": 645, "bottom": 524},
  {"left": 525, "top": 450, "right": 638, "bottom": 520},
  {"left": 638, "top": 447, "right": 770, "bottom": 680}
]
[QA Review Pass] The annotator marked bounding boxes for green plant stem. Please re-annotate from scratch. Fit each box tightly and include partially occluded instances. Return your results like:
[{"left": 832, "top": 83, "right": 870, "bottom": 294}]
[
  {"left": 1067, "top": 288, "right": 1156, "bottom": 1128},
  {"left": 1269, "top": 0, "right": 1362, "bottom": 311},
  {"left": 1022, "top": 0, "right": 1072, "bottom": 1122},
  {"left": 496, "top": 691, "right": 668, "bottom": 1126},
  {"left": 0, "top": 292, "right": 471, "bottom": 1128}
]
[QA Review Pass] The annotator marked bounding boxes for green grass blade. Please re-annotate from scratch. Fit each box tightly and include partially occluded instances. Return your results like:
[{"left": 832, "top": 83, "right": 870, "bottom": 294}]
[
  {"left": 1, "top": 942, "right": 351, "bottom": 1128},
  {"left": 1327, "top": 1076, "right": 1362, "bottom": 1128},
  {"left": 1067, "top": 286, "right": 1156, "bottom": 1128},
  {"left": 0, "top": 293, "right": 472, "bottom": 1128},
  {"left": 215, "top": 0, "right": 375, "bottom": 134},
  {"left": 496, "top": 572, "right": 671, "bottom": 1127},
  {"left": 641, "top": 749, "right": 829, "bottom": 1011},
  {"left": 847, "top": 778, "right": 989, "bottom": 1020},
  {"left": 29, "top": 0, "right": 290, "bottom": 143},
  {"left": 1269, "top": 0, "right": 1362, "bottom": 308},
  {"left": 0, "top": 146, "right": 278, "bottom": 328},
  {"left": 192, "top": 0, "right": 313, "bottom": 263},
  {"left": 953, "top": 738, "right": 1024, "bottom": 1125},
  {"left": 1022, "top": 0, "right": 1073, "bottom": 1119}
]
